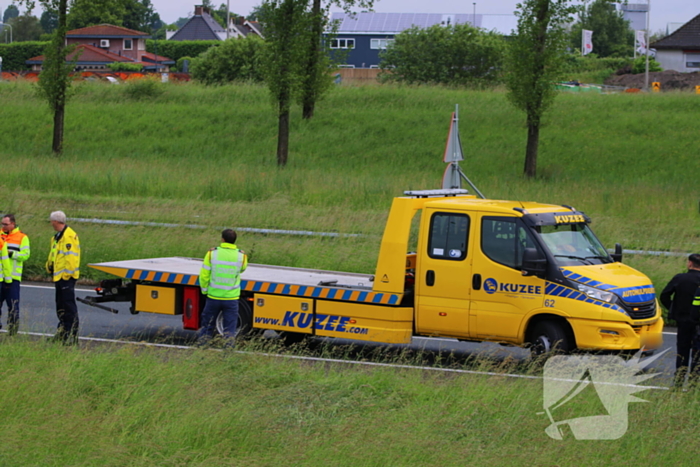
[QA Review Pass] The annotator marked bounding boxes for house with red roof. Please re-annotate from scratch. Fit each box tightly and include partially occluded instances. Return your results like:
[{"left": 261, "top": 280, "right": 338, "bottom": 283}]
[{"left": 27, "top": 24, "right": 174, "bottom": 72}]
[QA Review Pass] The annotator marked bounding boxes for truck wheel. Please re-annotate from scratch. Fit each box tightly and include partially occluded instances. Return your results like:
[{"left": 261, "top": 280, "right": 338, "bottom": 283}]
[
  {"left": 529, "top": 320, "right": 570, "bottom": 356},
  {"left": 215, "top": 300, "right": 255, "bottom": 337}
]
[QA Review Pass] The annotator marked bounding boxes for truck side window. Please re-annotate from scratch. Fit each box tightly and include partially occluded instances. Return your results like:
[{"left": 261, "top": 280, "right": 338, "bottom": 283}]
[
  {"left": 481, "top": 217, "right": 537, "bottom": 269},
  {"left": 428, "top": 213, "right": 469, "bottom": 261}
]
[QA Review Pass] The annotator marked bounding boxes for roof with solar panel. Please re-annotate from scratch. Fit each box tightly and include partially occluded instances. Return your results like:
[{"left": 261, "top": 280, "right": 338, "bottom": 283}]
[{"left": 330, "top": 12, "right": 518, "bottom": 35}]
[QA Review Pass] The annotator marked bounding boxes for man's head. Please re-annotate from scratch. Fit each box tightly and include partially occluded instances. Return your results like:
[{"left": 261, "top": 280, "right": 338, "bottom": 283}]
[
  {"left": 49, "top": 211, "right": 67, "bottom": 232},
  {"left": 688, "top": 254, "right": 700, "bottom": 270},
  {"left": 1, "top": 214, "right": 16, "bottom": 234},
  {"left": 221, "top": 229, "right": 237, "bottom": 244}
]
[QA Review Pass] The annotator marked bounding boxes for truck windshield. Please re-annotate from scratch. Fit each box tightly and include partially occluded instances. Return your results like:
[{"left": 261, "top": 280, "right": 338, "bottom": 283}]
[{"left": 537, "top": 223, "right": 611, "bottom": 266}]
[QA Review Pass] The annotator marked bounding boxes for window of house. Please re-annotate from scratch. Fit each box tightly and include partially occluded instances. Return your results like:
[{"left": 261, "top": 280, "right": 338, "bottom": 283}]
[
  {"left": 428, "top": 213, "right": 470, "bottom": 261},
  {"left": 686, "top": 53, "right": 700, "bottom": 68},
  {"left": 330, "top": 38, "right": 355, "bottom": 49},
  {"left": 370, "top": 39, "right": 394, "bottom": 50},
  {"left": 124, "top": 39, "right": 133, "bottom": 50}
]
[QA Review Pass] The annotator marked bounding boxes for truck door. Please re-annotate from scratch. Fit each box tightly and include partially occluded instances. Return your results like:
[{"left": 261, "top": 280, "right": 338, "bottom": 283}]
[
  {"left": 470, "top": 215, "right": 545, "bottom": 341},
  {"left": 415, "top": 210, "right": 472, "bottom": 338}
]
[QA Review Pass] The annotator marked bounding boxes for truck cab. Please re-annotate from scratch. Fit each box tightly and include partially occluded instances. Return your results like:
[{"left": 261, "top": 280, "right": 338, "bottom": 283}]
[{"left": 372, "top": 189, "right": 663, "bottom": 353}]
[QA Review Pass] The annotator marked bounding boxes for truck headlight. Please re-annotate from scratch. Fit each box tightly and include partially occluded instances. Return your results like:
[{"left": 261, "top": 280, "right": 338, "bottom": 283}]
[{"left": 577, "top": 283, "right": 615, "bottom": 303}]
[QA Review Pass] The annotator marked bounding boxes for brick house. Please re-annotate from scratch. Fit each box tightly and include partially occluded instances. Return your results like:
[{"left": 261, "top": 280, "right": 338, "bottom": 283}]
[{"left": 27, "top": 24, "right": 174, "bottom": 71}]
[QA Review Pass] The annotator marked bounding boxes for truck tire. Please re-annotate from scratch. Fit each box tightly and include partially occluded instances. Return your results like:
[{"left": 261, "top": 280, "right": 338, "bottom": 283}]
[
  {"left": 215, "top": 300, "right": 255, "bottom": 337},
  {"left": 529, "top": 320, "right": 571, "bottom": 357}
]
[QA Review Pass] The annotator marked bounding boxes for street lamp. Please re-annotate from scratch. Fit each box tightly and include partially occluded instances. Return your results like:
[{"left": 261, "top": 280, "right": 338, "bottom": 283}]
[
  {"left": 473, "top": 3, "right": 476, "bottom": 26},
  {"left": 0, "top": 22, "right": 12, "bottom": 43}
]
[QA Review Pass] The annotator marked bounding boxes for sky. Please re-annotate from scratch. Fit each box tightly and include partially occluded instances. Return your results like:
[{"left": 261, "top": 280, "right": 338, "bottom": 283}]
[{"left": 148, "top": 1, "right": 697, "bottom": 34}]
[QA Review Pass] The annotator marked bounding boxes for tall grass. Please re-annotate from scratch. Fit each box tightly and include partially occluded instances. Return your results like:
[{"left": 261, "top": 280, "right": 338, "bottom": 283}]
[
  {"left": 0, "top": 80, "right": 697, "bottom": 291},
  {"left": 0, "top": 337, "right": 695, "bottom": 466}
]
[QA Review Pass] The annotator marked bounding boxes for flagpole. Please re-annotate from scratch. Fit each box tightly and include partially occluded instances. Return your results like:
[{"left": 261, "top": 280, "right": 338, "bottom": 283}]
[{"left": 644, "top": 0, "right": 650, "bottom": 91}]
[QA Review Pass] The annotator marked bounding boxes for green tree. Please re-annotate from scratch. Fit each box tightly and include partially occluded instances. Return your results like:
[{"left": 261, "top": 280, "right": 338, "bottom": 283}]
[
  {"left": 122, "top": 0, "right": 159, "bottom": 32},
  {"left": 3, "top": 4, "right": 19, "bottom": 23},
  {"left": 190, "top": 36, "right": 265, "bottom": 84},
  {"left": 8, "top": 13, "right": 44, "bottom": 41},
  {"left": 67, "top": 0, "right": 127, "bottom": 29},
  {"left": 260, "top": 0, "right": 309, "bottom": 166},
  {"left": 40, "top": 9, "right": 58, "bottom": 33},
  {"left": 379, "top": 23, "right": 506, "bottom": 86},
  {"left": 569, "top": 0, "right": 633, "bottom": 57},
  {"left": 505, "top": 0, "right": 576, "bottom": 178},
  {"left": 18, "top": 0, "right": 74, "bottom": 155},
  {"left": 299, "top": 0, "right": 372, "bottom": 120}
]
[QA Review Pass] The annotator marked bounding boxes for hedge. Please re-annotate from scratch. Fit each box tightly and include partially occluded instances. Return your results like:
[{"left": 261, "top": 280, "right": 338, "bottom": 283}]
[
  {"left": 0, "top": 42, "right": 49, "bottom": 71},
  {"left": 145, "top": 40, "right": 221, "bottom": 63}
]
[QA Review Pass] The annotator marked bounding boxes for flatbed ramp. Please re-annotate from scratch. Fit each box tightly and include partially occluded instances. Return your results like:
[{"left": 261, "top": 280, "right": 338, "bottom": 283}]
[{"left": 89, "top": 257, "right": 403, "bottom": 305}]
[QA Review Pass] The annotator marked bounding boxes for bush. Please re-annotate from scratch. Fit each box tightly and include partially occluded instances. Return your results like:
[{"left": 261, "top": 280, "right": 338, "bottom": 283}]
[
  {"left": 378, "top": 24, "right": 506, "bottom": 87},
  {"left": 145, "top": 40, "right": 221, "bottom": 63},
  {"left": 175, "top": 56, "right": 194, "bottom": 72},
  {"left": 122, "top": 78, "right": 165, "bottom": 100},
  {"left": 632, "top": 56, "right": 662, "bottom": 74},
  {"left": 108, "top": 62, "right": 144, "bottom": 72},
  {"left": 190, "top": 37, "right": 266, "bottom": 85},
  {"left": 560, "top": 54, "right": 632, "bottom": 83}
]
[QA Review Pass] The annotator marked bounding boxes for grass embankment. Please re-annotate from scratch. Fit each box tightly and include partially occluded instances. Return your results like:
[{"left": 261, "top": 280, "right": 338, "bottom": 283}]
[
  {"left": 0, "top": 337, "right": 696, "bottom": 466},
  {"left": 0, "top": 82, "right": 698, "bottom": 463},
  {"left": 0, "top": 81, "right": 697, "bottom": 293}
]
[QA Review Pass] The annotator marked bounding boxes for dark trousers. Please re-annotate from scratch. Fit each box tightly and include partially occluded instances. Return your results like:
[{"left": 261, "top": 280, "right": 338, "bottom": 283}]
[
  {"left": 676, "top": 322, "right": 699, "bottom": 380},
  {"left": 0, "top": 280, "right": 20, "bottom": 331},
  {"left": 55, "top": 278, "right": 79, "bottom": 343},
  {"left": 198, "top": 298, "right": 239, "bottom": 342}
]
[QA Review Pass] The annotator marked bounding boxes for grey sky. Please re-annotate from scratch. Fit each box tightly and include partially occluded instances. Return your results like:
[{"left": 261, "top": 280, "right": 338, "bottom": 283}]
[{"left": 149, "top": 1, "right": 695, "bottom": 33}]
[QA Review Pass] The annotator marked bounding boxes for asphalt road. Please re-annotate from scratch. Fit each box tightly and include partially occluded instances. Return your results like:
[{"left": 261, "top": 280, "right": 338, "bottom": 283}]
[{"left": 6, "top": 282, "right": 680, "bottom": 385}]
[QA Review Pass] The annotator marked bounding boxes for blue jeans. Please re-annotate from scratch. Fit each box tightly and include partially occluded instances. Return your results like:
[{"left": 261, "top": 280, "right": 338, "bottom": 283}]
[
  {"left": 198, "top": 298, "right": 239, "bottom": 341},
  {"left": 0, "top": 280, "right": 20, "bottom": 331}
]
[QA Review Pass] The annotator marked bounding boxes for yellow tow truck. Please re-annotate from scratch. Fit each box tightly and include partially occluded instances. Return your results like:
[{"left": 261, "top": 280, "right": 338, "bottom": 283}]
[{"left": 82, "top": 188, "right": 663, "bottom": 354}]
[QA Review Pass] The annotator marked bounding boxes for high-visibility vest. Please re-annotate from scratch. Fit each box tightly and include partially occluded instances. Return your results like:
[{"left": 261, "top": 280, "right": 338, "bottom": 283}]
[
  {"left": 46, "top": 226, "right": 80, "bottom": 282},
  {"left": 1, "top": 228, "right": 30, "bottom": 282},
  {"left": 693, "top": 287, "right": 700, "bottom": 308},
  {"left": 0, "top": 239, "right": 11, "bottom": 283},
  {"left": 199, "top": 243, "right": 247, "bottom": 300}
]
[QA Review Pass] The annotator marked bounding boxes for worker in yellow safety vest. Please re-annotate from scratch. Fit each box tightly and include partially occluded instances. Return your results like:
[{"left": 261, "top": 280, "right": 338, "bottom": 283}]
[
  {"left": 196, "top": 228, "right": 247, "bottom": 347},
  {"left": 0, "top": 214, "right": 29, "bottom": 335},
  {"left": 46, "top": 211, "right": 80, "bottom": 345}
]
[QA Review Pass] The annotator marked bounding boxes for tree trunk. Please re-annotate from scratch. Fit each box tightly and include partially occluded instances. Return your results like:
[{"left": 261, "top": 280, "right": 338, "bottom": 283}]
[
  {"left": 277, "top": 103, "right": 289, "bottom": 167},
  {"left": 301, "top": 0, "right": 322, "bottom": 120},
  {"left": 52, "top": 103, "right": 65, "bottom": 155},
  {"left": 524, "top": 117, "right": 539, "bottom": 178}
]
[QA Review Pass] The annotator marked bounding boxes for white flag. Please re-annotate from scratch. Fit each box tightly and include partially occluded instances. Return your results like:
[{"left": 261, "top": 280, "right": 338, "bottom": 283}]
[
  {"left": 582, "top": 30, "right": 593, "bottom": 56},
  {"left": 636, "top": 30, "right": 647, "bottom": 55}
]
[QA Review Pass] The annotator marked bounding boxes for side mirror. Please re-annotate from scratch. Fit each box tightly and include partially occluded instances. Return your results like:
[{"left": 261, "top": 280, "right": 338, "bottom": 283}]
[
  {"left": 522, "top": 248, "right": 547, "bottom": 278},
  {"left": 611, "top": 243, "right": 623, "bottom": 263}
]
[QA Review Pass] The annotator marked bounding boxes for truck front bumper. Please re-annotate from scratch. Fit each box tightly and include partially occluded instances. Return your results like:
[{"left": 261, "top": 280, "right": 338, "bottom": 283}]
[{"left": 570, "top": 317, "right": 664, "bottom": 351}]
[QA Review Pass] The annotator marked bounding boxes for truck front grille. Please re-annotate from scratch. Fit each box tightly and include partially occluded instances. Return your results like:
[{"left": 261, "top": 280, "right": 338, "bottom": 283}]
[{"left": 621, "top": 301, "right": 657, "bottom": 320}]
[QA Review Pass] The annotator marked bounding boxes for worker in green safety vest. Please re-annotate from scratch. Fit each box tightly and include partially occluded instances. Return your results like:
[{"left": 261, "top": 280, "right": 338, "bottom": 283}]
[{"left": 196, "top": 229, "right": 247, "bottom": 347}]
